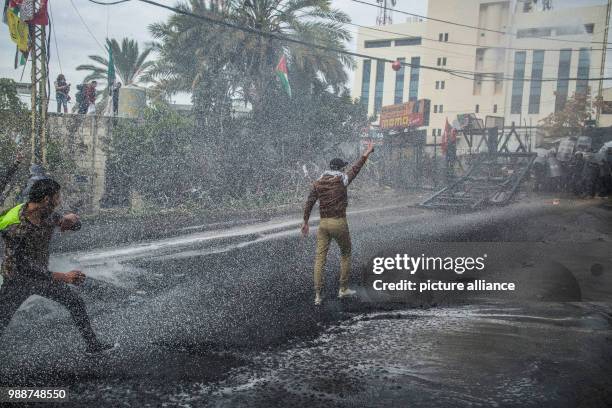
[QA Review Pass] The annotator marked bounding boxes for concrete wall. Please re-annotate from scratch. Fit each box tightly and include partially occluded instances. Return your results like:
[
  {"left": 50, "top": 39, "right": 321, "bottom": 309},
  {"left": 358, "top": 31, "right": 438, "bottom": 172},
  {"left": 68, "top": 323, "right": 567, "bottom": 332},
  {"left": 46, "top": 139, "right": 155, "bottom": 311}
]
[{"left": 46, "top": 113, "right": 112, "bottom": 214}]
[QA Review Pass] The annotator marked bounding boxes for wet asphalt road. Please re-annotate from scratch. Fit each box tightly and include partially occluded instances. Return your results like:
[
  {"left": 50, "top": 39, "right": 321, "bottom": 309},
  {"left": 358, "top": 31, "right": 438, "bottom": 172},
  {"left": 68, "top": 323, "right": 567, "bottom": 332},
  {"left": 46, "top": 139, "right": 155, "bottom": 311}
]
[{"left": 0, "top": 197, "right": 611, "bottom": 407}]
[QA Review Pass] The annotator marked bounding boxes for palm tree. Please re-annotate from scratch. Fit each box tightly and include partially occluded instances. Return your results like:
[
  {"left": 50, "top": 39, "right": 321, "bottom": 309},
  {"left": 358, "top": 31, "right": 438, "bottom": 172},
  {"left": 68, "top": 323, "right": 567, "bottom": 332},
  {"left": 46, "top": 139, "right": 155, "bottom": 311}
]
[
  {"left": 77, "top": 37, "right": 153, "bottom": 88},
  {"left": 146, "top": 0, "right": 353, "bottom": 115}
]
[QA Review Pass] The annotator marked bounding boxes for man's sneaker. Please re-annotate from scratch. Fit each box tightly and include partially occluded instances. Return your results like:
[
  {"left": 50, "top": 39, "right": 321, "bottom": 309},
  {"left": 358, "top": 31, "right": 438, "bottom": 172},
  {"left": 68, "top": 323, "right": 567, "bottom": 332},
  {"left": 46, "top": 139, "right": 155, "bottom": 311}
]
[
  {"left": 338, "top": 288, "right": 357, "bottom": 299},
  {"left": 315, "top": 292, "right": 323, "bottom": 306},
  {"left": 86, "top": 341, "right": 118, "bottom": 355}
]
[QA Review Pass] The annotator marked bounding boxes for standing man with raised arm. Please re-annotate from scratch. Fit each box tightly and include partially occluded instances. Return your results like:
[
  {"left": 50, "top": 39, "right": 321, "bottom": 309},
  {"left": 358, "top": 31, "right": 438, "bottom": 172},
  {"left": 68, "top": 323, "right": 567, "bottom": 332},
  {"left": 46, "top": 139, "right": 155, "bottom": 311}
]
[{"left": 302, "top": 141, "right": 375, "bottom": 305}]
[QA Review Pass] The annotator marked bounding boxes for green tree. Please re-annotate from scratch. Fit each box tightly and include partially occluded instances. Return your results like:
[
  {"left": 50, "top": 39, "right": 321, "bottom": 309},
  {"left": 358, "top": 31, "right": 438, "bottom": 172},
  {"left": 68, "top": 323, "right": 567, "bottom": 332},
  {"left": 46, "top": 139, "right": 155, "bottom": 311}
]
[
  {"left": 141, "top": 1, "right": 365, "bottom": 202},
  {"left": 541, "top": 88, "right": 603, "bottom": 138},
  {"left": 0, "top": 78, "right": 29, "bottom": 165},
  {"left": 147, "top": 0, "right": 352, "bottom": 117},
  {"left": 76, "top": 38, "right": 153, "bottom": 87},
  {"left": 104, "top": 103, "right": 195, "bottom": 207}
]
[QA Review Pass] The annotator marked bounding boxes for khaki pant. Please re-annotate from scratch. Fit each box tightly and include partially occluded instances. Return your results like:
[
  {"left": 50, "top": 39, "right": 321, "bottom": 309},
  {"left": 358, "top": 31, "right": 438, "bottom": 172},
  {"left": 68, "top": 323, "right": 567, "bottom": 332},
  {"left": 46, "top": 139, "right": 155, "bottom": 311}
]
[{"left": 314, "top": 217, "right": 351, "bottom": 291}]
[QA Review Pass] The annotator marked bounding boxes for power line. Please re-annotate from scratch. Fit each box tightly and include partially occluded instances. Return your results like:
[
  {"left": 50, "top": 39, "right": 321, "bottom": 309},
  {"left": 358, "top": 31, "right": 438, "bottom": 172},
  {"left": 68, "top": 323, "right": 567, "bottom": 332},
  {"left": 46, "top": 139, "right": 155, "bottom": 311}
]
[
  {"left": 89, "top": 0, "right": 603, "bottom": 80},
  {"left": 70, "top": 0, "right": 106, "bottom": 52},
  {"left": 350, "top": 20, "right": 600, "bottom": 53},
  {"left": 348, "top": 0, "right": 612, "bottom": 47},
  {"left": 351, "top": 24, "right": 612, "bottom": 72},
  {"left": 349, "top": 19, "right": 612, "bottom": 53},
  {"left": 88, "top": 0, "right": 131, "bottom": 4},
  {"left": 48, "top": 3, "right": 63, "bottom": 74},
  {"left": 90, "top": 0, "right": 612, "bottom": 83}
]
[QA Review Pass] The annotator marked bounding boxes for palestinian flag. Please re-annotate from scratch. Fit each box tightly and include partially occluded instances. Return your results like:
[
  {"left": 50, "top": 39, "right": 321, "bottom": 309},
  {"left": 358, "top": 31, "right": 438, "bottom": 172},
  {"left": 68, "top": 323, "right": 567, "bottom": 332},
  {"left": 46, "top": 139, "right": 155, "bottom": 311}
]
[{"left": 275, "top": 55, "right": 291, "bottom": 98}]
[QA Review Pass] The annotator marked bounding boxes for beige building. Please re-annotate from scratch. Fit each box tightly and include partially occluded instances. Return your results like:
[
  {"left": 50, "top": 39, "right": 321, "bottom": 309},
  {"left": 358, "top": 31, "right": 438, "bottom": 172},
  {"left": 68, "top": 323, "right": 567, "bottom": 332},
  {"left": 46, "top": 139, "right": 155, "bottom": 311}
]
[
  {"left": 352, "top": 0, "right": 609, "bottom": 151},
  {"left": 599, "top": 86, "right": 612, "bottom": 127}
]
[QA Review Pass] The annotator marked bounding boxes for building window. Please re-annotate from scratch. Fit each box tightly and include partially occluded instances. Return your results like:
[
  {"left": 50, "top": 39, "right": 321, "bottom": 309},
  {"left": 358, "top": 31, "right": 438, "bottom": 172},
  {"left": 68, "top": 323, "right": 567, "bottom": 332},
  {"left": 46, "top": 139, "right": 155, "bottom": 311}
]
[
  {"left": 517, "top": 24, "right": 595, "bottom": 38},
  {"left": 528, "top": 50, "right": 545, "bottom": 114},
  {"left": 434, "top": 105, "right": 438, "bottom": 113},
  {"left": 374, "top": 59, "right": 385, "bottom": 113},
  {"left": 473, "top": 73, "right": 483, "bottom": 95},
  {"left": 437, "top": 57, "right": 441, "bottom": 66},
  {"left": 360, "top": 59, "right": 371, "bottom": 107},
  {"left": 435, "top": 81, "right": 440, "bottom": 89},
  {"left": 442, "top": 57, "right": 447, "bottom": 66},
  {"left": 555, "top": 26, "right": 585, "bottom": 36},
  {"left": 394, "top": 57, "right": 405, "bottom": 104},
  {"left": 494, "top": 73, "right": 503, "bottom": 94},
  {"left": 511, "top": 51, "right": 526, "bottom": 114},
  {"left": 493, "top": 104, "right": 498, "bottom": 113},
  {"left": 555, "top": 49, "right": 571, "bottom": 112},
  {"left": 395, "top": 37, "right": 422, "bottom": 46},
  {"left": 439, "top": 33, "right": 443, "bottom": 41},
  {"left": 475, "top": 104, "right": 479, "bottom": 113},
  {"left": 439, "top": 104, "right": 443, "bottom": 113},
  {"left": 440, "top": 81, "right": 445, "bottom": 90},
  {"left": 517, "top": 27, "right": 552, "bottom": 38},
  {"left": 444, "top": 33, "right": 448, "bottom": 42},
  {"left": 576, "top": 48, "right": 590, "bottom": 96},
  {"left": 408, "top": 56, "right": 420, "bottom": 101},
  {"left": 365, "top": 40, "right": 392, "bottom": 48}
]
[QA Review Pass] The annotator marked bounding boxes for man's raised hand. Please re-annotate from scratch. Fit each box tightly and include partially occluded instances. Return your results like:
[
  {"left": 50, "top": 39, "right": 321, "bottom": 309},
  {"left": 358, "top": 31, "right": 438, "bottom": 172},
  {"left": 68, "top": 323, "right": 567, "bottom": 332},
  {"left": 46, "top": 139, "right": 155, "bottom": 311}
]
[{"left": 363, "top": 140, "right": 375, "bottom": 157}]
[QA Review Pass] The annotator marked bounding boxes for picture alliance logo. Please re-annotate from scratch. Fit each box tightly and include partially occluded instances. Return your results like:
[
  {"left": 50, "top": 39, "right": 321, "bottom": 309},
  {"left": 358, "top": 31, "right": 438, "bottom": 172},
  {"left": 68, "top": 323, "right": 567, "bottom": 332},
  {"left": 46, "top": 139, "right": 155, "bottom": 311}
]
[{"left": 372, "top": 254, "right": 488, "bottom": 275}]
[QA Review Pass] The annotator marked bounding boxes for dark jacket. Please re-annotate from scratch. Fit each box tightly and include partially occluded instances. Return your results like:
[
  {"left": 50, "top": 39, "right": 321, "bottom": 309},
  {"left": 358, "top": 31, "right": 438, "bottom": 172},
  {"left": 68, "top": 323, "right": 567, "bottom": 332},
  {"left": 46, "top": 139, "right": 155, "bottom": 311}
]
[
  {"left": 0, "top": 204, "right": 61, "bottom": 281},
  {"left": 303, "top": 155, "right": 367, "bottom": 222}
]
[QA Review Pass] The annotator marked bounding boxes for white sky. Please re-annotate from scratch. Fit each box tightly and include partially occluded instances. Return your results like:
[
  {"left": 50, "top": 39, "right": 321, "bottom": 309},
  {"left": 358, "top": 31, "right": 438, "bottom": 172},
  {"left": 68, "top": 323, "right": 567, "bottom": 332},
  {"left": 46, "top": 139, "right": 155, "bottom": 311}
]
[{"left": 0, "top": 0, "right": 607, "bottom": 107}]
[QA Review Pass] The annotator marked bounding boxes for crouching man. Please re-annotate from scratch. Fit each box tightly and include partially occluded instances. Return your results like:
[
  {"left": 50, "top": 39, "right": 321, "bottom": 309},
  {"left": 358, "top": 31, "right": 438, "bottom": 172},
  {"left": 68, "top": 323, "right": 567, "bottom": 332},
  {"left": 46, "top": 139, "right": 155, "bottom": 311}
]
[
  {"left": 0, "top": 178, "right": 113, "bottom": 354},
  {"left": 302, "top": 141, "right": 375, "bottom": 305}
]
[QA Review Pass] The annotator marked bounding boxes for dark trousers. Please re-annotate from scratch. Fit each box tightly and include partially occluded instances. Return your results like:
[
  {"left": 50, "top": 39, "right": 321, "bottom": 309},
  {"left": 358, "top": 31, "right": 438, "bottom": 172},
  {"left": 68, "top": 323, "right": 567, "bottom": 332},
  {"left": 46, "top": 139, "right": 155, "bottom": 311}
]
[{"left": 0, "top": 278, "right": 98, "bottom": 346}]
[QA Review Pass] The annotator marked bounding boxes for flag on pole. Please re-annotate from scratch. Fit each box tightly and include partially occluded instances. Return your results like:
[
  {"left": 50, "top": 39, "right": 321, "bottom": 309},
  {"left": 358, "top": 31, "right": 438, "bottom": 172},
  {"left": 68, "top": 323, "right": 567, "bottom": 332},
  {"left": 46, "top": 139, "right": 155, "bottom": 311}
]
[
  {"left": 275, "top": 55, "right": 291, "bottom": 98},
  {"left": 6, "top": 8, "right": 28, "bottom": 52},
  {"left": 107, "top": 44, "right": 116, "bottom": 87},
  {"left": 441, "top": 118, "right": 451, "bottom": 155},
  {"left": 103, "top": 44, "right": 116, "bottom": 116},
  {"left": 28, "top": 0, "right": 48, "bottom": 25}
]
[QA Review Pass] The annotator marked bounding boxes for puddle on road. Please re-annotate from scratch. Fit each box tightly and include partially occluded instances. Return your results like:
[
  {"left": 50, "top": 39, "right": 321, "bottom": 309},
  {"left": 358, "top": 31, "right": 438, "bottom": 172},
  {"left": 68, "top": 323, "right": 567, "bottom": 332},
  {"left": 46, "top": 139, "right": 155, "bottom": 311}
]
[{"left": 181, "top": 304, "right": 612, "bottom": 407}]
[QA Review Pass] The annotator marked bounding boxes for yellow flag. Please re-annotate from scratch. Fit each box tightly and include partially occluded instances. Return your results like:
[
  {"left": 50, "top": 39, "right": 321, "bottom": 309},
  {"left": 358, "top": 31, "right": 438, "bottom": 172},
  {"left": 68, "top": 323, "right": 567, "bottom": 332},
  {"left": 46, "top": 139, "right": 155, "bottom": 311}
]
[{"left": 7, "top": 9, "right": 29, "bottom": 52}]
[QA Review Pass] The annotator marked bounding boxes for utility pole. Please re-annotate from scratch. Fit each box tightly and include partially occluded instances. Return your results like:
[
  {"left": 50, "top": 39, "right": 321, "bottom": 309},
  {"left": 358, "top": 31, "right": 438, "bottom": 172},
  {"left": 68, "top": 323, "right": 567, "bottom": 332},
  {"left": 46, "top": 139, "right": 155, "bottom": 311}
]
[
  {"left": 29, "top": 0, "right": 48, "bottom": 166},
  {"left": 376, "top": 0, "right": 396, "bottom": 26},
  {"left": 597, "top": 0, "right": 611, "bottom": 124}
]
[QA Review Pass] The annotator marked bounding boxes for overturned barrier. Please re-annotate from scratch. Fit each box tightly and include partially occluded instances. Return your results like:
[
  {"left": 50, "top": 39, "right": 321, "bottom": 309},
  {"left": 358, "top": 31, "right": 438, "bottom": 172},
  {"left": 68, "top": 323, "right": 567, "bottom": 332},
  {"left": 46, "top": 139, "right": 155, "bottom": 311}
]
[{"left": 421, "top": 152, "right": 537, "bottom": 210}]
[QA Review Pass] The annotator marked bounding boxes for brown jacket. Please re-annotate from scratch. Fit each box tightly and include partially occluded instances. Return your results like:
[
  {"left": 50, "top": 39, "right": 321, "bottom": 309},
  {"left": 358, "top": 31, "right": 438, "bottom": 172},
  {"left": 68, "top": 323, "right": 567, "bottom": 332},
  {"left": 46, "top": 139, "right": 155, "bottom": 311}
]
[{"left": 303, "top": 155, "right": 368, "bottom": 222}]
